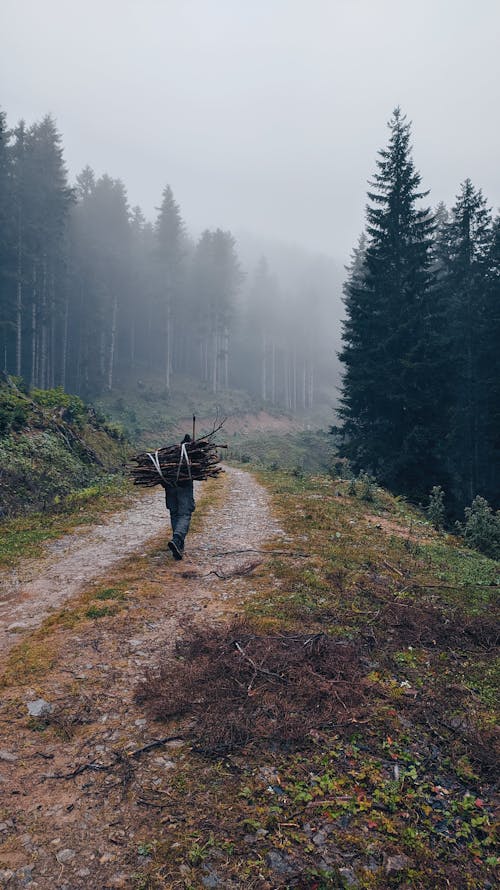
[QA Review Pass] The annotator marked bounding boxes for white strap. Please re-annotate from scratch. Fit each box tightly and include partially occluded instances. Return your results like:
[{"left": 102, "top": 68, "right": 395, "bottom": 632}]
[
  {"left": 146, "top": 449, "right": 166, "bottom": 483},
  {"left": 176, "top": 441, "right": 192, "bottom": 482}
]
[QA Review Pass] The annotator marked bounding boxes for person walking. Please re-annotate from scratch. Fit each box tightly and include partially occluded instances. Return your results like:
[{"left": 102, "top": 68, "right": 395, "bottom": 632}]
[{"left": 164, "top": 434, "right": 195, "bottom": 560}]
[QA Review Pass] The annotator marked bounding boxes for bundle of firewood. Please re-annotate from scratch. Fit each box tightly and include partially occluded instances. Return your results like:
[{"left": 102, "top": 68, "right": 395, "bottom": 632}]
[{"left": 129, "top": 425, "right": 225, "bottom": 487}]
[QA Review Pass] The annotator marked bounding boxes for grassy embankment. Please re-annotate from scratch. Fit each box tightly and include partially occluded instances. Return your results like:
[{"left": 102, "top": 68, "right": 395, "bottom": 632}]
[
  {"left": 0, "top": 378, "right": 131, "bottom": 567},
  {"left": 132, "top": 469, "right": 498, "bottom": 889}
]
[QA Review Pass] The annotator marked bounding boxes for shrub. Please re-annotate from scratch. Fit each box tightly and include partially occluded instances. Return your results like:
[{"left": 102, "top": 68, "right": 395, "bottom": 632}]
[
  {"left": 358, "top": 470, "right": 376, "bottom": 502},
  {"left": 457, "top": 496, "right": 500, "bottom": 560},
  {"left": 0, "top": 432, "right": 94, "bottom": 515},
  {"left": 427, "top": 485, "right": 446, "bottom": 530},
  {"left": 31, "top": 386, "right": 85, "bottom": 422}
]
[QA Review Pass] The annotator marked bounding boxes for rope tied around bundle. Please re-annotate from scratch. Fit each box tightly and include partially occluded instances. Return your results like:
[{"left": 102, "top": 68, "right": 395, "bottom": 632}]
[{"left": 129, "top": 419, "right": 226, "bottom": 488}]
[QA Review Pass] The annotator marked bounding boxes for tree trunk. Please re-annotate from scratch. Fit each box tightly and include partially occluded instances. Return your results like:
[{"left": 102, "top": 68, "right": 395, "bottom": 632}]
[
  {"left": 61, "top": 291, "right": 69, "bottom": 390},
  {"left": 223, "top": 324, "right": 229, "bottom": 389},
  {"left": 108, "top": 292, "right": 118, "bottom": 391},
  {"left": 261, "top": 331, "right": 267, "bottom": 401},
  {"left": 49, "top": 269, "right": 56, "bottom": 388},
  {"left": 15, "top": 210, "right": 23, "bottom": 377},
  {"left": 165, "top": 298, "right": 171, "bottom": 390},
  {"left": 212, "top": 324, "right": 218, "bottom": 393},
  {"left": 40, "top": 255, "right": 48, "bottom": 389},
  {"left": 30, "top": 264, "right": 37, "bottom": 389}
]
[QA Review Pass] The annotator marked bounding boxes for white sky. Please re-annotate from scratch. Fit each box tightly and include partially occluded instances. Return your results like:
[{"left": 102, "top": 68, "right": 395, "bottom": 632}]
[{"left": 1, "top": 0, "right": 499, "bottom": 262}]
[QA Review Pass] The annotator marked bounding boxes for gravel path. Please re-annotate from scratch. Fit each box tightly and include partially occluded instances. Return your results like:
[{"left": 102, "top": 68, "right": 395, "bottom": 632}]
[
  {"left": 0, "top": 467, "right": 281, "bottom": 654},
  {"left": 0, "top": 466, "right": 285, "bottom": 889}
]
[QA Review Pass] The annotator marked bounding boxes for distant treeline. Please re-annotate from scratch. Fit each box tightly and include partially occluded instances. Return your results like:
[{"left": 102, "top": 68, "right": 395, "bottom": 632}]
[
  {"left": 0, "top": 109, "right": 334, "bottom": 410},
  {"left": 338, "top": 108, "right": 499, "bottom": 514}
]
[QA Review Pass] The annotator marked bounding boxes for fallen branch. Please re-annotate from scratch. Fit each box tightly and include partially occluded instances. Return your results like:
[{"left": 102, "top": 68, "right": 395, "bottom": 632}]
[{"left": 43, "top": 735, "right": 186, "bottom": 780}]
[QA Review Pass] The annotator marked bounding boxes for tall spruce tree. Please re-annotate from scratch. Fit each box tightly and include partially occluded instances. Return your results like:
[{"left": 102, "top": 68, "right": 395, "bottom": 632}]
[
  {"left": 438, "top": 181, "right": 494, "bottom": 508},
  {"left": 0, "top": 109, "right": 13, "bottom": 370},
  {"left": 338, "top": 109, "right": 440, "bottom": 499},
  {"left": 484, "top": 213, "right": 500, "bottom": 507}
]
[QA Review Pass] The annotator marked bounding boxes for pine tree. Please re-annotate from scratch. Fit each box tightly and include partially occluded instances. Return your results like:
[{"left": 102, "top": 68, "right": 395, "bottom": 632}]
[
  {"left": 0, "top": 109, "right": 13, "bottom": 371},
  {"left": 439, "top": 181, "right": 494, "bottom": 507},
  {"left": 484, "top": 214, "right": 500, "bottom": 507},
  {"left": 338, "top": 109, "right": 441, "bottom": 500}
]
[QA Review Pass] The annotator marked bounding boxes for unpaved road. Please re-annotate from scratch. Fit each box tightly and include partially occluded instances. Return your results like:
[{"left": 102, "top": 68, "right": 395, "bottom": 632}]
[
  {"left": 0, "top": 467, "right": 281, "bottom": 656},
  {"left": 0, "top": 467, "right": 283, "bottom": 889}
]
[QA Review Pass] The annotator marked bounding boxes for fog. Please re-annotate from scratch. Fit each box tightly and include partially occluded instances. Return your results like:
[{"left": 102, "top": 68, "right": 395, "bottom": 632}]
[
  {"left": 1, "top": 1, "right": 499, "bottom": 418},
  {"left": 2, "top": 0, "right": 499, "bottom": 261}
]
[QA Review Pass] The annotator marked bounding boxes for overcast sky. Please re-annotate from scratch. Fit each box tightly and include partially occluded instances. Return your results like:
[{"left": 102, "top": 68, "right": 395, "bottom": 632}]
[{"left": 2, "top": 0, "right": 499, "bottom": 262}]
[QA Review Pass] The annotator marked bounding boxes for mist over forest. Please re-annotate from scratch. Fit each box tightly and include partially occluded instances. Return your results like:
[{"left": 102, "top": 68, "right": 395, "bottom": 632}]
[{"left": 0, "top": 108, "right": 342, "bottom": 415}]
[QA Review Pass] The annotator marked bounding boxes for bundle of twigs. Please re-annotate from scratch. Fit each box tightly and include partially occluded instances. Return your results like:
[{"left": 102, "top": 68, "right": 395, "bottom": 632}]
[{"left": 129, "top": 421, "right": 226, "bottom": 487}]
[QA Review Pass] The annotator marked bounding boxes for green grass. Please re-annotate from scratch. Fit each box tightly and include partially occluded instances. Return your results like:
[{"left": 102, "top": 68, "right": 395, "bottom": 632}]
[{"left": 0, "top": 477, "right": 131, "bottom": 569}]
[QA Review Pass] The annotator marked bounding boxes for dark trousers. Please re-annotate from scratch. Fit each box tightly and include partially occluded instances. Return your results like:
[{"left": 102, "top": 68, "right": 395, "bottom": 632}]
[{"left": 165, "top": 482, "right": 195, "bottom": 550}]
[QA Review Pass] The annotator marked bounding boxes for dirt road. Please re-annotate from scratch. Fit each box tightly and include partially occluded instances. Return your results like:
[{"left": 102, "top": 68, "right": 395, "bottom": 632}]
[
  {"left": 0, "top": 467, "right": 283, "bottom": 889},
  {"left": 0, "top": 468, "right": 281, "bottom": 656}
]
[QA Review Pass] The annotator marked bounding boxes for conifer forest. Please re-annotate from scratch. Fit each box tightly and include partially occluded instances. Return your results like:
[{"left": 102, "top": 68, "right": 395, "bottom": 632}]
[
  {"left": 0, "top": 108, "right": 335, "bottom": 414},
  {"left": 0, "top": 104, "right": 499, "bottom": 518}
]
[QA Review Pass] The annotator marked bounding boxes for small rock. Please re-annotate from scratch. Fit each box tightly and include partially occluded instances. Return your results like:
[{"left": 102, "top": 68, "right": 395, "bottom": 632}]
[
  {"left": 27, "top": 699, "right": 52, "bottom": 718},
  {"left": 0, "top": 750, "right": 18, "bottom": 762},
  {"left": 153, "top": 757, "right": 175, "bottom": 769},
  {"left": 15, "top": 865, "right": 34, "bottom": 886},
  {"left": 56, "top": 849, "right": 76, "bottom": 864},
  {"left": 312, "top": 829, "right": 328, "bottom": 847},
  {"left": 201, "top": 872, "right": 221, "bottom": 889},
  {"left": 384, "top": 854, "right": 411, "bottom": 873},
  {"left": 99, "top": 852, "right": 115, "bottom": 864},
  {"left": 108, "top": 876, "right": 128, "bottom": 889},
  {"left": 339, "top": 867, "right": 359, "bottom": 888},
  {"left": 76, "top": 869, "right": 91, "bottom": 878},
  {"left": 0, "top": 871, "right": 14, "bottom": 884},
  {"left": 266, "top": 850, "right": 296, "bottom": 876},
  {"left": 134, "top": 719, "right": 146, "bottom": 727},
  {"left": 7, "top": 622, "right": 28, "bottom": 632},
  {"left": 257, "top": 766, "right": 280, "bottom": 784}
]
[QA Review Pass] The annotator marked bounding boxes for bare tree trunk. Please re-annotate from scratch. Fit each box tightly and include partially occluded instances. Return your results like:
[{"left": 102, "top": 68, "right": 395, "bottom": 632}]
[
  {"left": 108, "top": 292, "right": 118, "bottom": 391},
  {"left": 130, "top": 315, "right": 136, "bottom": 369},
  {"left": 165, "top": 296, "right": 172, "bottom": 390},
  {"left": 223, "top": 325, "right": 229, "bottom": 389},
  {"left": 40, "top": 255, "right": 48, "bottom": 389},
  {"left": 271, "top": 339, "right": 276, "bottom": 404},
  {"left": 99, "top": 329, "right": 106, "bottom": 382},
  {"left": 261, "top": 331, "right": 267, "bottom": 401},
  {"left": 15, "top": 210, "right": 23, "bottom": 377},
  {"left": 292, "top": 346, "right": 297, "bottom": 412},
  {"left": 61, "top": 291, "right": 69, "bottom": 390},
  {"left": 308, "top": 360, "right": 314, "bottom": 408},
  {"left": 49, "top": 270, "right": 56, "bottom": 388},
  {"left": 284, "top": 352, "right": 290, "bottom": 411},
  {"left": 212, "top": 324, "right": 218, "bottom": 393},
  {"left": 30, "top": 265, "right": 37, "bottom": 389}
]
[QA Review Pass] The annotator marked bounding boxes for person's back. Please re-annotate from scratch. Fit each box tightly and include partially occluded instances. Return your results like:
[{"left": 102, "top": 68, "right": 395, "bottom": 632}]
[{"left": 164, "top": 434, "right": 195, "bottom": 560}]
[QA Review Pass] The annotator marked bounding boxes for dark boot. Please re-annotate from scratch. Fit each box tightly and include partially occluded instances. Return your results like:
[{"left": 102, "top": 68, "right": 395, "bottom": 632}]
[{"left": 168, "top": 539, "right": 183, "bottom": 560}]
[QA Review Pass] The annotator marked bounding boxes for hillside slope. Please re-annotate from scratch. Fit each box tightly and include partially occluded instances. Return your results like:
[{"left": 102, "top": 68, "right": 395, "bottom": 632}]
[
  {"left": 0, "top": 376, "right": 128, "bottom": 518},
  {"left": 0, "top": 466, "right": 497, "bottom": 889}
]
